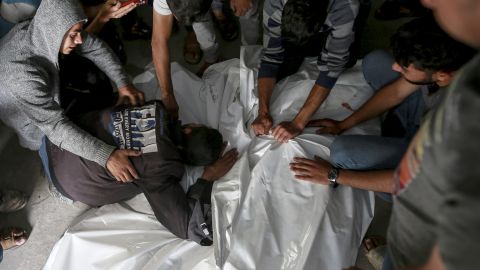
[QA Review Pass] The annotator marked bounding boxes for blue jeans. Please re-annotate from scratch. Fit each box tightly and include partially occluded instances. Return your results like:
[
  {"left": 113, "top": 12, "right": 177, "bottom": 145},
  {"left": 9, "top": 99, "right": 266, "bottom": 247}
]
[{"left": 330, "top": 50, "right": 425, "bottom": 201}]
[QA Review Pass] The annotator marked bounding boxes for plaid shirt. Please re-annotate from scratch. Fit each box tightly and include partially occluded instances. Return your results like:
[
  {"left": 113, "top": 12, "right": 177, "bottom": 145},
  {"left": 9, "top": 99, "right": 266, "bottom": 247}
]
[{"left": 259, "top": 0, "right": 359, "bottom": 89}]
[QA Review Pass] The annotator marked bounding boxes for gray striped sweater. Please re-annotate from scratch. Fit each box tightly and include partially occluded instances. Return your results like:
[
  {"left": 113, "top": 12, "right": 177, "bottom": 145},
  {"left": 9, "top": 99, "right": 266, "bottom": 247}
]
[{"left": 260, "top": 0, "right": 359, "bottom": 89}]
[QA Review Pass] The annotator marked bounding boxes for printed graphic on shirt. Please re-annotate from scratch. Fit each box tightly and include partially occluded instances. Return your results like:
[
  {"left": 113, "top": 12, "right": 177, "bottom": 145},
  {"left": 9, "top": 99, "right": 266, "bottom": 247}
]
[
  {"left": 110, "top": 103, "right": 164, "bottom": 153},
  {"left": 394, "top": 93, "right": 447, "bottom": 194},
  {"left": 394, "top": 127, "right": 425, "bottom": 194}
]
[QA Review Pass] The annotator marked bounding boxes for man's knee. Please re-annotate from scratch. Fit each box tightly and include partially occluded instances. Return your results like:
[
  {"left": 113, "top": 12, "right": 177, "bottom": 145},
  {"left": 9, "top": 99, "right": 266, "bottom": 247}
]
[
  {"left": 362, "top": 49, "right": 397, "bottom": 90},
  {"left": 330, "top": 137, "right": 354, "bottom": 169}
]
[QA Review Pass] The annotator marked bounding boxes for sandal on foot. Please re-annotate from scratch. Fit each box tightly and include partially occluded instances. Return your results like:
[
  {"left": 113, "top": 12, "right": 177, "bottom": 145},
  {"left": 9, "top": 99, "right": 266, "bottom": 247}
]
[
  {"left": 0, "top": 227, "right": 28, "bottom": 250},
  {"left": 362, "top": 236, "right": 387, "bottom": 270},
  {"left": 0, "top": 189, "right": 28, "bottom": 213},
  {"left": 184, "top": 31, "right": 203, "bottom": 65}
]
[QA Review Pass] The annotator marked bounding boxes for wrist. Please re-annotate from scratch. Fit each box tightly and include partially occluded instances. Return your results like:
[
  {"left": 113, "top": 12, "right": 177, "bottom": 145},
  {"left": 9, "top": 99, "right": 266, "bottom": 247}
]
[
  {"left": 201, "top": 169, "right": 213, "bottom": 182},
  {"left": 337, "top": 121, "right": 348, "bottom": 132},
  {"left": 97, "top": 13, "right": 111, "bottom": 24},
  {"left": 258, "top": 106, "right": 270, "bottom": 116},
  {"left": 292, "top": 117, "right": 307, "bottom": 130},
  {"left": 327, "top": 167, "right": 340, "bottom": 188},
  {"left": 340, "top": 117, "right": 356, "bottom": 131}
]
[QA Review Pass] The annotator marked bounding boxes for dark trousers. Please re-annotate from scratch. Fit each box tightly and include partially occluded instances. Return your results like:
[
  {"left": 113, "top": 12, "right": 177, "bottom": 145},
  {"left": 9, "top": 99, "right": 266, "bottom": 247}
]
[{"left": 45, "top": 111, "right": 212, "bottom": 243}]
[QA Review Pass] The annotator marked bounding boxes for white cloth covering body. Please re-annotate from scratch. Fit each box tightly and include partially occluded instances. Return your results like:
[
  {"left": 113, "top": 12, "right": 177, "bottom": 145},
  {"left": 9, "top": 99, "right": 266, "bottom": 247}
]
[{"left": 44, "top": 46, "right": 378, "bottom": 270}]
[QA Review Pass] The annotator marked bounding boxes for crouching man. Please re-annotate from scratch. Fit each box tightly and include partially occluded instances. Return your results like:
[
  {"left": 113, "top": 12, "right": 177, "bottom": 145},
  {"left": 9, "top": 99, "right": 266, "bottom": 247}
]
[{"left": 40, "top": 101, "right": 238, "bottom": 246}]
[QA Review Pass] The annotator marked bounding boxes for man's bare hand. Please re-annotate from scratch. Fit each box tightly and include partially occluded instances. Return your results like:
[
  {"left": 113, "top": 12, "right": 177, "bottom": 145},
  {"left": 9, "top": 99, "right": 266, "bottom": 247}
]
[
  {"left": 162, "top": 94, "right": 179, "bottom": 119},
  {"left": 272, "top": 121, "right": 302, "bottom": 143},
  {"left": 251, "top": 113, "right": 273, "bottom": 136},
  {"left": 98, "top": 0, "right": 137, "bottom": 23},
  {"left": 290, "top": 156, "right": 333, "bottom": 185},
  {"left": 117, "top": 84, "right": 145, "bottom": 106},
  {"left": 230, "top": 0, "right": 253, "bottom": 17},
  {"left": 308, "top": 118, "right": 345, "bottom": 135},
  {"left": 106, "top": 149, "right": 142, "bottom": 182},
  {"left": 202, "top": 148, "right": 239, "bottom": 181}
]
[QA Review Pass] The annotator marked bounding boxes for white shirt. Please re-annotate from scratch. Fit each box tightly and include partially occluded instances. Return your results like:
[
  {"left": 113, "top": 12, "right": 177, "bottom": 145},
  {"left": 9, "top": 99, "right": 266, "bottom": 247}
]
[{"left": 153, "top": 0, "right": 172, "bottom": 15}]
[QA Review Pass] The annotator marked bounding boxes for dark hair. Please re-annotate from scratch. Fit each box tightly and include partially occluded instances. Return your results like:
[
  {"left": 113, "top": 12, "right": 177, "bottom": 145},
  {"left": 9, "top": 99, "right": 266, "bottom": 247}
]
[
  {"left": 180, "top": 126, "right": 223, "bottom": 166},
  {"left": 391, "top": 16, "right": 476, "bottom": 72},
  {"left": 166, "top": 0, "right": 213, "bottom": 25},
  {"left": 281, "top": 0, "right": 329, "bottom": 46}
]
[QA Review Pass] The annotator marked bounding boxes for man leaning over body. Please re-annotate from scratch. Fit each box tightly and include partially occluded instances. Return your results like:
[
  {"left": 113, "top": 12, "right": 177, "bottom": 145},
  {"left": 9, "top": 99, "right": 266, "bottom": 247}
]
[
  {"left": 251, "top": 0, "right": 359, "bottom": 142},
  {"left": 290, "top": 16, "right": 475, "bottom": 196}
]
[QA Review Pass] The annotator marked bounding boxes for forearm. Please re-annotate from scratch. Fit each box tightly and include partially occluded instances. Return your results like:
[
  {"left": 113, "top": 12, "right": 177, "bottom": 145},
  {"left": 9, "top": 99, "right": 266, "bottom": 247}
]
[
  {"left": 43, "top": 115, "right": 115, "bottom": 167},
  {"left": 152, "top": 13, "right": 174, "bottom": 98},
  {"left": 341, "top": 79, "right": 416, "bottom": 130},
  {"left": 85, "top": 16, "right": 108, "bottom": 34},
  {"left": 293, "top": 84, "right": 331, "bottom": 128},
  {"left": 257, "top": 77, "right": 276, "bottom": 114},
  {"left": 337, "top": 169, "right": 394, "bottom": 193},
  {"left": 152, "top": 40, "right": 174, "bottom": 98},
  {"left": 77, "top": 33, "right": 130, "bottom": 89}
]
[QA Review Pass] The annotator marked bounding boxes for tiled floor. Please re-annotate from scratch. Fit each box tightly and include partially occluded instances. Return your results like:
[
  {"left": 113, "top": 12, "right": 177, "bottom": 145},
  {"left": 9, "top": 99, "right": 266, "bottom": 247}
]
[{"left": 0, "top": 1, "right": 410, "bottom": 269}]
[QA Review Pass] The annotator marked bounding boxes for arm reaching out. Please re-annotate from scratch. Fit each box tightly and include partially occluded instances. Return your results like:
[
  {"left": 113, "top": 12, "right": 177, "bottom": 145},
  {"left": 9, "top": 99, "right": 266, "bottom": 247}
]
[
  {"left": 151, "top": 11, "right": 179, "bottom": 118},
  {"left": 290, "top": 156, "right": 394, "bottom": 193},
  {"left": 251, "top": 77, "right": 276, "bottom": 136},
  {"left": 309, "top": 77, "right": 419, "bottom": 135},
  {"left": 201, "top": 148, "right": 239, "bottom": 181},
  {"left": 85, "top": 0, "right": 138, "bottom": 34}
]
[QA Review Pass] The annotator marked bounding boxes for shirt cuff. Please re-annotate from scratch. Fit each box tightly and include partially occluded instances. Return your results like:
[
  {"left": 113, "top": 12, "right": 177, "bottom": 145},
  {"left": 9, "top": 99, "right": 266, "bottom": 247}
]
[
  {"left": 114, "top": 77, "right": 132, "bottom": 90},
  {"left": 196, "top": 178, "right": 210, "bottom": 187},
  {"left": 258, "top": 62, "right": 280, "bottom": 79},
  {"left": 95, "top": 144, "right": 117, "bottom": 168},
  {"left": 315, "top": 72, "right": 338, "bottom": 89}
]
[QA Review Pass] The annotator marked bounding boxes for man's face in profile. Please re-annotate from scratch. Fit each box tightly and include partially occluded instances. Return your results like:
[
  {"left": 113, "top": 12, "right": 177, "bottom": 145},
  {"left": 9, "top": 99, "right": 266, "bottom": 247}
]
[
  {"left": 60, "top": 22, "right": 84, "bottom": 55},
  {"left": 392, "top": 62, "right": 435, "bottom": 85}
]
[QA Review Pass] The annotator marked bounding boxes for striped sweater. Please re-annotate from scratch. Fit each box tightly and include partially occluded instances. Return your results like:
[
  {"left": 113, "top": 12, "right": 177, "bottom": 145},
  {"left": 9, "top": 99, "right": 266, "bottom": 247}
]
[{"left": 259, "top": 0, "right": 359, "bottom": 89}]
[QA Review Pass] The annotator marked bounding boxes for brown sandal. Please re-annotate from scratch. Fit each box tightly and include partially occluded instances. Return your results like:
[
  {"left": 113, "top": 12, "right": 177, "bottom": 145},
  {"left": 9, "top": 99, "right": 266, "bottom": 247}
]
[
  {"left": 0, "top": 189, "right": 28, "bottom": 213},
  {"left": 184, "top": 31, "right": 203, "bottom": 65},
  {"left": 0, "top": 227, "right": 28, "bottom": 250}
]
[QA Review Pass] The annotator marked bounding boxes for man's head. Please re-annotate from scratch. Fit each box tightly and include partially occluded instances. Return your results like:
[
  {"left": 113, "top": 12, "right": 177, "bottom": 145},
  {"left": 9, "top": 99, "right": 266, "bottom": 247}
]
[
  {"left": 421, "top": 0, "right": 480, "bottom": 48},
  {"left": 281, "top": 0, "right": 329, "bottom": 46},
  {"left": 166, "top": 0, "right": 212, "bottom": 26},
  {"left": 390, "top": 16, "right": 476, "bottom": 86},
  {"left": 60, "top": 22, "right": 84, "bottom": 55},
  {"left": 179, "top": 124, "right": 224, "bottom": 166}
]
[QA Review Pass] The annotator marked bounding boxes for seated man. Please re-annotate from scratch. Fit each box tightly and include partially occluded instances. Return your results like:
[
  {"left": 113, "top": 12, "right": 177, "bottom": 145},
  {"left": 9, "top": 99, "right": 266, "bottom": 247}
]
[
  {"left": 40, "top": 101, "right": 238, "bottom": 246},
  {"left": 289, "top": 16, "right": 475, "bottom": 195},
  {"left": 0, "top": 0, "right": 145, "bottom": 183},
  {"left": 252, "top": 0, "right": 359, "bottom": 142}
]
